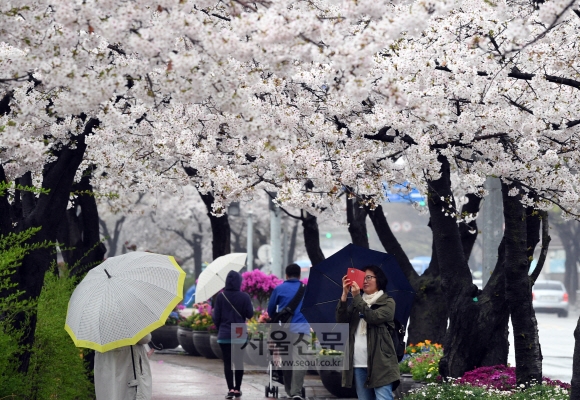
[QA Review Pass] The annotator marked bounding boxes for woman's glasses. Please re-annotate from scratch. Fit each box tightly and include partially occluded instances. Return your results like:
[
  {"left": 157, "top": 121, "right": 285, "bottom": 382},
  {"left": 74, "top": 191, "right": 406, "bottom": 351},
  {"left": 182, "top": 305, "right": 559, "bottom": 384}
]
[{"left": 364, "top": 275, "right": 376, "bottom": 282}]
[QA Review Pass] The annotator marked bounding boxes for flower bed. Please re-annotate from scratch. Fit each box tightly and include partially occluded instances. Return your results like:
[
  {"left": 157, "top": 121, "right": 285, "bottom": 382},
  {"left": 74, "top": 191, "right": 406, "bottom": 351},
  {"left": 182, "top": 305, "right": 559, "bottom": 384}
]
[
  {"left": 457, "top": 365, "right": 570, "bottom": 391},
  {"left": 399, "top": 341, "right": 443, "bottom": 383},
  {"left": 181, "top": 302, "right": 214, "bottom": 331},
  {"left": 165, "top": 304, "right": 187, "bottom": 325},
  {"left": 404, "top": 380, "right": 569, "bottom": 399}
]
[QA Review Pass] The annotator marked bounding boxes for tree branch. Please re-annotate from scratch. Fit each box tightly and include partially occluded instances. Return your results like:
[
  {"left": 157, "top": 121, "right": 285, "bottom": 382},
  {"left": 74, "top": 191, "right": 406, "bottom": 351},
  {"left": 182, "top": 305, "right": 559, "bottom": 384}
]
[{"left": 530, "top": 211, "right": 551, "bottom": 284}]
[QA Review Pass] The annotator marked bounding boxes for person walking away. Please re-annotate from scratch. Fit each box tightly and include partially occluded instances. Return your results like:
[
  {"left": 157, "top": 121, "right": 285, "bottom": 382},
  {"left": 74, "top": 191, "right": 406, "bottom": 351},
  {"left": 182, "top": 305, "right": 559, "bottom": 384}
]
[
  {"left": 336, "top": 265, "right": 400, "bottom": 400},
  {"left": 268, "top": 263, "right": 311, "bottom": 400},
  {"left": 213, "top": 270, "right": 254, "bottom": 399},
  {"left": 94, "top": 333, "right": 153, "bottom": 400}
]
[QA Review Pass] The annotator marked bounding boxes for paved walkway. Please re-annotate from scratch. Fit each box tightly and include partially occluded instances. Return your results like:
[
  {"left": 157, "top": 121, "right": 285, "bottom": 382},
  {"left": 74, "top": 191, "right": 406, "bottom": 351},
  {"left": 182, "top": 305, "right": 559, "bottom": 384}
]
[{"left": 150, "top": 349, "right": 351, "bottom": 400}]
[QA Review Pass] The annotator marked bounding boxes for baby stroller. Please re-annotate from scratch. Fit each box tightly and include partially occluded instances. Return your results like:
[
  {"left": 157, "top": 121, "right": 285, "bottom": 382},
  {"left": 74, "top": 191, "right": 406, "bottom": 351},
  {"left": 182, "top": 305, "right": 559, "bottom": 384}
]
[
  {"left": 265, "top": 340, "right": 283, "bottom": 398},
  {"left": 264, "top": 343, "right": 306, "bottom": 399}
]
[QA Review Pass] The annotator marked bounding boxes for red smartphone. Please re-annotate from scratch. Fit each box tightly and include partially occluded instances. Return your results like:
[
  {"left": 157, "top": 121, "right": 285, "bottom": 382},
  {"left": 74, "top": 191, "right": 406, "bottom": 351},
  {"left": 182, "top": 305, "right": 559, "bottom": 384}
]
[{"left": 346, "top": 268, "right": 366, "bottom": 289}]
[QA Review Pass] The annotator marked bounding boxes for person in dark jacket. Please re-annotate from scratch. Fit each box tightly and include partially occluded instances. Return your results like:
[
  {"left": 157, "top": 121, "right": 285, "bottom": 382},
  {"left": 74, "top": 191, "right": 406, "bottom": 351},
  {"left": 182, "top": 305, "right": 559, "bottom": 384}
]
[
  {"left": 267, "top": 263, "right": 311, "bottom": 400},
  {"left": 336, "top": 265, "right": 400, "bottom": 400},
  {"left": 213, "top": 270, "right": 254, "bottom": 399}
]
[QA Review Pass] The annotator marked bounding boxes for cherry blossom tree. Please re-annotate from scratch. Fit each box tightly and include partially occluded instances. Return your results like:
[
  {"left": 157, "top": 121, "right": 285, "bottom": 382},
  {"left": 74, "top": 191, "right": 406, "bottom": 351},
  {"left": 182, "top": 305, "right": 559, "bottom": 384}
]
[{"left": 2, "top": 0, "right": 579, "bottom": 383}]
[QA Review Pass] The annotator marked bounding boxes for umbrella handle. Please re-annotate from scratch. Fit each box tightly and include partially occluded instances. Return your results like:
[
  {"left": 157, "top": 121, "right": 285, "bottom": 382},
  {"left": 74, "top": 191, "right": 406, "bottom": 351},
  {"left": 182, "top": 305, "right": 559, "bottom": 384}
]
[{"left": 130, "top": 345, "right": 137, "bottom": 392}]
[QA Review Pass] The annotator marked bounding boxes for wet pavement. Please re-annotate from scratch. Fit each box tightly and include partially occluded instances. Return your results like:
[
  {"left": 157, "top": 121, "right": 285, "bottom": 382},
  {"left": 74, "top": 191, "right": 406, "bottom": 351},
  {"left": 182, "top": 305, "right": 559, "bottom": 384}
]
[{"left": 150, "top": 349, "right": 349, "bottom": 400}]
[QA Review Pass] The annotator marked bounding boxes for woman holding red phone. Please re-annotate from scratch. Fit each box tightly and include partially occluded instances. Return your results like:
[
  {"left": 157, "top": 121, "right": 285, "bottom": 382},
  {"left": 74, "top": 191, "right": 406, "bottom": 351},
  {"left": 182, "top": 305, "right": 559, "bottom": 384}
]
[{"left": 336, "top": 265, "right": 400, "bottom": 400}]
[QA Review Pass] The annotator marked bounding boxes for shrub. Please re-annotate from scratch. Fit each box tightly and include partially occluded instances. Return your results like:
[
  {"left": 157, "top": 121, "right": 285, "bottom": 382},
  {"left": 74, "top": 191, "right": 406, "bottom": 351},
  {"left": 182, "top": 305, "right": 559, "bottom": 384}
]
[
  {"left": 29, "top": 270, "right": 95, "bottom": 399},
  {"left": 0, "top": 228, "right": 50, "bottom": 397},
  {"left": 241, "top": 270, "right": 282, "bottom": 306}
]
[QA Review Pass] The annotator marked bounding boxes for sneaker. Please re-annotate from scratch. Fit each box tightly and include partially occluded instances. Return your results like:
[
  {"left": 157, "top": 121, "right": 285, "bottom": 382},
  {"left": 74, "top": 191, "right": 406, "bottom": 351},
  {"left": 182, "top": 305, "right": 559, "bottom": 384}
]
[
  {"left": 225, "top": 391, "right": 235, "bottom": 399},
  {"left": 234, "top": 390, "right": 242, "bottom": 398},
  {"left": 292, "top": 396, "right": 305, "bottom": 400}
]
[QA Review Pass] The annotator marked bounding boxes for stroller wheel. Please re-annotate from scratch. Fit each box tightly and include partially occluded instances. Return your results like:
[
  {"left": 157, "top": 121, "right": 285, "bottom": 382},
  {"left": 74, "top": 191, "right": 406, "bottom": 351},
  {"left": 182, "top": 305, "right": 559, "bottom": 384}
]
[
  {"left": 274, "top": 386, "right": 279, "bottom": 398},
  {"left": 265, "top": 385, "right": 270, "bottom": 397},
  {"left": 301, "top": 387, "right": 306, "bottom": 398}
]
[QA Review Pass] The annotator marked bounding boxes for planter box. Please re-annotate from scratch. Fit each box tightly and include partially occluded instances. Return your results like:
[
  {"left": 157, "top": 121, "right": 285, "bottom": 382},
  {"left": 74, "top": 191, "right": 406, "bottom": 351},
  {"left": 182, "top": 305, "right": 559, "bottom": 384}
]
[
  {"left": 397, "top": 373, "right": 427, "bottom": 397},
  {"left": 192, "top": 331, "right": 217, "bottom": 359},
  {"left": 150, "top": 325, "right": 179, "bottom": 350},
  {"left": 177, "top": 327, "right": 201, "bottom": 356},
  {"left": 316, "top": 356, "right": 357, "bottom": 398},
  {"left": 209, "top": 333, "right": 223, "bottom": 360}
]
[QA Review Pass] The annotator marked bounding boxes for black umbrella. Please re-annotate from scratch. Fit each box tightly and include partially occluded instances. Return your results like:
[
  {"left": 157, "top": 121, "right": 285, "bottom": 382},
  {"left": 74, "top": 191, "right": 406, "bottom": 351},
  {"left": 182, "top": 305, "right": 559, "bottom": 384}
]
[{"left": 301, "top": 244, "right": 415, "bottom": 326}]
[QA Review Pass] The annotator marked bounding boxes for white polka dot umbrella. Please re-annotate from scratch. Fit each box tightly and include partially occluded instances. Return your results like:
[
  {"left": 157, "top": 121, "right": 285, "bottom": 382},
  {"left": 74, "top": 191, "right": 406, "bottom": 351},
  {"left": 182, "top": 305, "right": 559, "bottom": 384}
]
[{"left": 65, "top": 252, "right": 185, "bottom": 352}]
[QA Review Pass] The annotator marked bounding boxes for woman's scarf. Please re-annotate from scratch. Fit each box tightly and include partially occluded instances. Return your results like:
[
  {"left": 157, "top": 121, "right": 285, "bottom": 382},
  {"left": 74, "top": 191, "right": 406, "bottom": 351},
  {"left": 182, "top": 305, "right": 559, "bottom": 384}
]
[{"left": 357, "top": 290, "right": 384, "bottom": 335}]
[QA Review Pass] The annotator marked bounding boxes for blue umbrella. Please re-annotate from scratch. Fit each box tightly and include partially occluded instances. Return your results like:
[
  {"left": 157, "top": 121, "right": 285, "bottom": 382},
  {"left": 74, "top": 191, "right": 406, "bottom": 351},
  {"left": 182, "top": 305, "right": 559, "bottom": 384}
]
[
  {"left": 182, "top": 284, "right": 196, "bottom": 307},
  {"left": 301, "top": 244, "right": 415, "bottom": 326}
]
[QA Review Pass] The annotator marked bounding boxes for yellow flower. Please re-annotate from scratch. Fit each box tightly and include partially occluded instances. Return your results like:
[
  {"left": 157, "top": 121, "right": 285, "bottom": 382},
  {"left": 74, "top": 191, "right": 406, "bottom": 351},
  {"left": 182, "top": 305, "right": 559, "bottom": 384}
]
[
  {"left": 425, "top": 340, "right": 431, "bottom": 345},
  {"left": 411, "top": 349, "right": 416, "bottom": 353},
  {"left": 417, "top": 342, "right": 424, "bottom": 347}
]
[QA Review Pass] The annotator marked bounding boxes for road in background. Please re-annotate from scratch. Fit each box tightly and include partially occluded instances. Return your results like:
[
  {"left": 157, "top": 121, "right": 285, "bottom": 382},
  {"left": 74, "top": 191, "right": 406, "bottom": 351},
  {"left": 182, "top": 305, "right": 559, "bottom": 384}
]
[{"left": 508, "top": 310, "right": 578, "bottom": 383}]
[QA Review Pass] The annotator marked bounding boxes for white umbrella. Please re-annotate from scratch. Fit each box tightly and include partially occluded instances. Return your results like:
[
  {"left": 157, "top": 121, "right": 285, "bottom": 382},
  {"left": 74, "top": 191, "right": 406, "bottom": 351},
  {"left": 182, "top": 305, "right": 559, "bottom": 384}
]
[
  {"left": 65, "top": 251, "right": 185, "bottom": 352},
  {"left": 195, "top": 253, "right": 247, "bottom": 303}
]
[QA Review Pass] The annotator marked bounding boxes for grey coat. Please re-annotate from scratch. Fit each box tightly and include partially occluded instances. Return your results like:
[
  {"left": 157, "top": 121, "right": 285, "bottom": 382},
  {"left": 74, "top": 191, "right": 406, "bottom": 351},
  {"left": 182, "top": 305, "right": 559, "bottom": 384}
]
[{"left": 336, "top": 293, "right": 400, "bottom": 389}]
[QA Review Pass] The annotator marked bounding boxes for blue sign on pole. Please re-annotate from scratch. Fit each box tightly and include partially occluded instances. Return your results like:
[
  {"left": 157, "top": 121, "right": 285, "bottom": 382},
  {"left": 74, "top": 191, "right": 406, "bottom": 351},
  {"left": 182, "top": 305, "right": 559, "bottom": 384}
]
[{"left": 383, "top": 183, "right": 426, "bottom": 206}]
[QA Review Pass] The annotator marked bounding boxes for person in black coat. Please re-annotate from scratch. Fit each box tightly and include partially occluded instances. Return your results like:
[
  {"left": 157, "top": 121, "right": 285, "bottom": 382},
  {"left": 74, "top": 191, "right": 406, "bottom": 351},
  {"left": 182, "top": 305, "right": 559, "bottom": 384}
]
[{"left": 213, "top": 270, "right": 254, "bottom": 399}]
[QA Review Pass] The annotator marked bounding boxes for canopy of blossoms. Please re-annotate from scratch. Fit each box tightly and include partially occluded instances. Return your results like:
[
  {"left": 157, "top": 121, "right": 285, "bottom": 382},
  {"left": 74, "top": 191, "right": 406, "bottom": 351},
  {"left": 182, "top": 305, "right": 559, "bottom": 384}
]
[{"left": 1, "top": 0, "right": 578, "bottom": 219}]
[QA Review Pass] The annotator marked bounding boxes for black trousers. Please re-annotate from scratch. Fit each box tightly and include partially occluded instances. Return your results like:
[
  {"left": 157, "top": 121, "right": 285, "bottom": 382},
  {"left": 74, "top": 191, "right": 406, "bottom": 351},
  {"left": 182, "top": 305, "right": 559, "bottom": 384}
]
[{"left": 219, "top": 342, "right": 245, "bottom": 391}]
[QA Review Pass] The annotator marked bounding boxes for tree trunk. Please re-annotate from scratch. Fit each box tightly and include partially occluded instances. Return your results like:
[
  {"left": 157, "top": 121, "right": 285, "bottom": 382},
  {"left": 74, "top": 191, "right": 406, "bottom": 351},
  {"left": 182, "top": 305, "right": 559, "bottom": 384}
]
[
  {"left": 346, "top": 195, "right": 369, "bottom": 248},
  {"left": 572, "top": 315, "right": 580, "bottom": 399},
  {"left": 99, "top": 215, "right": 126, "bottom": 257},
  {"left": 8, "top": 121, "right": 96, "bottom": 373},
  {"left": 554, "top": 220, "right": 580, "bottom": 305},
  {"left": 429, "top": 155, "right": 510, "bottom": 378},
  {"left": 301, "top": 211, "right": 325, "bottom": 266},
  {"left": 458, "top": 194, "right": 481, "bottom": 263},
  {"left": 198, "top": 191, "right": 231, "bottom": 259},
  {"left": 502, "top": 182, "right": 542, "bottom": 385},
  {"left": 58, "top": 170, "right": 106, "bottom": 277},
  {"left": 287, "top": 219, "right": 299, "bottom": 265}
]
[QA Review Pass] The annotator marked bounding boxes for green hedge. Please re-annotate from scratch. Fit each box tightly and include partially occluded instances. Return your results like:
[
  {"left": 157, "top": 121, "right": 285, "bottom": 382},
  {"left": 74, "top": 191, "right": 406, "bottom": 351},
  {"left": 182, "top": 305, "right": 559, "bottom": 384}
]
[
  {"left": 0, "top": 228, "right": 94, "bottom": 399},
  {"left": 28, "top": 271, "right": 95, "bottom": 399}
]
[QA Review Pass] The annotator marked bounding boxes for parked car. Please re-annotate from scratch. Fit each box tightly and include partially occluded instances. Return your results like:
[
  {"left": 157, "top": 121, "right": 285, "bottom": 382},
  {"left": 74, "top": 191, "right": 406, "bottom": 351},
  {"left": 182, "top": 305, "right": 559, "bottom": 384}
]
[{"left": 532, "top": 280, "right": 569, "bottom": 318}]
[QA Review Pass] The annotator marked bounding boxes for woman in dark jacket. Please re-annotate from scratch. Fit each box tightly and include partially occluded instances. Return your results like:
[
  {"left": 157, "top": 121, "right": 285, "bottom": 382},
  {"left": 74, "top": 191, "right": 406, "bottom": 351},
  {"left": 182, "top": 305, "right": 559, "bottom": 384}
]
[
  {"left": 213, "top": 270, "right": 254, "bottom": 399},
  {"left": 336, "top": 265, "right": 400, "bottom": 400}
]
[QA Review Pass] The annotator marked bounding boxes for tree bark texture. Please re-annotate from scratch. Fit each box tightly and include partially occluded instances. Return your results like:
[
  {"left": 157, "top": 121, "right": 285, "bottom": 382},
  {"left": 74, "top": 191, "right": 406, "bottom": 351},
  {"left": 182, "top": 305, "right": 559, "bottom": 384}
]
[
  {"left": 572, "top": 316, "right": 580, "bottom": 399},
  {"left": 428, "top": 155, "right": 510, "bottom": 379},
  {"left": 502, "top": 182, "right": 543, "bottom": 385},
  {"left": 301, "top": 211, "right": 325, "bottom": 267},
  {"left": 198, "top": 191, "right": 231, "bottom": 260},
  {"left": 346, "top": 195, "right": 369, "bottom": 248}
]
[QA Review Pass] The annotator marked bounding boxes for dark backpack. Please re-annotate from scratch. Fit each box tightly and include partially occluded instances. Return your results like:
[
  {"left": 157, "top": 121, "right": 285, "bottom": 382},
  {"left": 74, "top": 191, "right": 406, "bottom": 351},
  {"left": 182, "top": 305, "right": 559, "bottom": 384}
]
[
  {"left": 271, "top": 283, "right": 306, "bottom": 326},
  {"left": 387, "top": 319, "right": 406, "bottom": 362}
]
